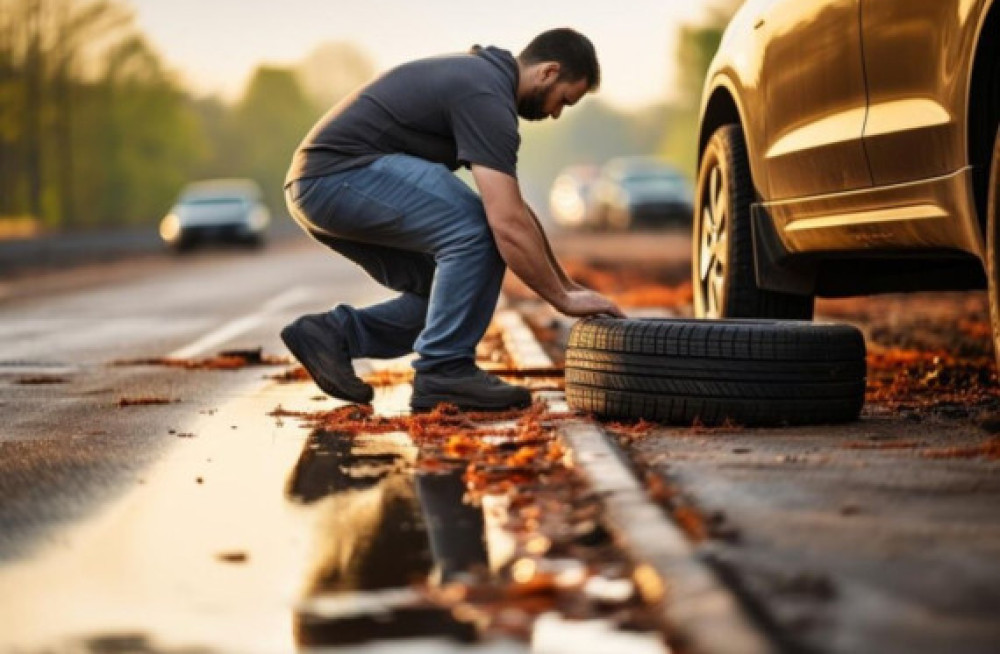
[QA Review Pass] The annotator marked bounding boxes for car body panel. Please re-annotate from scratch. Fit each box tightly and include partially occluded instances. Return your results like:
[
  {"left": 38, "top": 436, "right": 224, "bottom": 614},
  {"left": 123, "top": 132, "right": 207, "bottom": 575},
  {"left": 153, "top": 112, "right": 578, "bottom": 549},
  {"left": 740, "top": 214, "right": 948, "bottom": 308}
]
[
  {"left": 861, "top": 0, "right": 988, "bottom": 185},
  {"left": 759, "top": 0, "right": 873, "bottom": 200},
  {"left": 699, "top": 0, "right": 996, "bottom": 297},
  {"left": 763, "top": 166, "right": 981, "bottom": 254}
]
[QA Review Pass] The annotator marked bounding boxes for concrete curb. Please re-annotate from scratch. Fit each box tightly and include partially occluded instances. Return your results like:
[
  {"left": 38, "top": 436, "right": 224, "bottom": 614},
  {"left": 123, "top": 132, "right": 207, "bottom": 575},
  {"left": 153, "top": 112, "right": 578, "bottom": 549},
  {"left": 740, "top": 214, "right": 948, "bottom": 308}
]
[
  {"left": 498, "top": 308, "right": 777, "bottom": 654},
  {"left": 556, "top": 412, "right": 777, "bottom": 654}
]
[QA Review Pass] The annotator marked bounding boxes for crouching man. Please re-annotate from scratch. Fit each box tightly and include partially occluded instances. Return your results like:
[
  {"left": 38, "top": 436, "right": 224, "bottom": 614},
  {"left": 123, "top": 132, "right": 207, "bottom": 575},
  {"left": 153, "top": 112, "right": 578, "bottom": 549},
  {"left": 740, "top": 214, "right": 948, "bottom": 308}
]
[{"left": 282, "top": 28, "right": 623, "bottom": 412}]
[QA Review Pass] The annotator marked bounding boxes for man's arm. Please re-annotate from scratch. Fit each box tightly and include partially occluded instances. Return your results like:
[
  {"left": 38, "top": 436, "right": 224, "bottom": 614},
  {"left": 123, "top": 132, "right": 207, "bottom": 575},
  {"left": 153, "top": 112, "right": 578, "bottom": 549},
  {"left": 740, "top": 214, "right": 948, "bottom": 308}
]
[
  {"left": 523, "top": 203, "right": 583, "bottom": 292},
  {"left": 471, "top": 164, "right": 624, "bottom": 318}
]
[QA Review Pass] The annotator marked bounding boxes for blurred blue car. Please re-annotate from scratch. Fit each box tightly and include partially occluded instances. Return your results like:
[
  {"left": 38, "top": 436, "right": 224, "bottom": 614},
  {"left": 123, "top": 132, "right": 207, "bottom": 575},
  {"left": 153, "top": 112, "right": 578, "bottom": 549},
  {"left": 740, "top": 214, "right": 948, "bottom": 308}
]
[{"left": 589, "top": 157, "right": 693, "bottom": 230}]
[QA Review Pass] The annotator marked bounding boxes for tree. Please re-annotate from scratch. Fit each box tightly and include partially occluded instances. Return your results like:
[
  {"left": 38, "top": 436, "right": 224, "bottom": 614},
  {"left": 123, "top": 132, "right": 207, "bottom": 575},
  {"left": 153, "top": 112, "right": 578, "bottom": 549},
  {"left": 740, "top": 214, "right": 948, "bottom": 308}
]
[
  {"left": 659, "top": 1, "right": 741, "bottom": 178},
  {"left": 0, "top": 0, "right": 202, "bottom": 228},
  {"left": 233, "top": 66, "right": 318, "bottom": 211}
]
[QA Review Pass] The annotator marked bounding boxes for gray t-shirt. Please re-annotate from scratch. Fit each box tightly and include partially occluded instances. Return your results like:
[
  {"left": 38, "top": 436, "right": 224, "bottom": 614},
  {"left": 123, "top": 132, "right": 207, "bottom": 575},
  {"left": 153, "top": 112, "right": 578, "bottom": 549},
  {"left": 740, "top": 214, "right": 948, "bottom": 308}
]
[{"left": 285, "top": 46, "right": 520, "bottom": 185}]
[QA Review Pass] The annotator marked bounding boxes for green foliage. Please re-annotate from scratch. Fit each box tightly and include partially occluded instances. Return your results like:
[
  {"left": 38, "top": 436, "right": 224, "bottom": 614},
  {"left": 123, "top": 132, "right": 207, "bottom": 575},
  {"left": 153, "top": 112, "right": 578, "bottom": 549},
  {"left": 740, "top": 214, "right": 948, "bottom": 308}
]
[
  {"left": 0, "top": 0, "right": 734, "bottom": 231},
  {"left": 657, "top": 4, "right": 738, "bottom": 178},
  {"left": 0, "top": 0, "right": 204, "bottom": 228},
  {"left": 232, "top": 67, "right": 319, "bottom": 211}
]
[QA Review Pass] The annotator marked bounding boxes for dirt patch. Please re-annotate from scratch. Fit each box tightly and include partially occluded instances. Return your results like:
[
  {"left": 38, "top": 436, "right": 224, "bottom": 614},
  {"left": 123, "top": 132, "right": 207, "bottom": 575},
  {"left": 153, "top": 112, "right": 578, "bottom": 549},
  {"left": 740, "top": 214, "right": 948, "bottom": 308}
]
[{"left": 14, "top": 375, "right": 68, "bottom": 385}]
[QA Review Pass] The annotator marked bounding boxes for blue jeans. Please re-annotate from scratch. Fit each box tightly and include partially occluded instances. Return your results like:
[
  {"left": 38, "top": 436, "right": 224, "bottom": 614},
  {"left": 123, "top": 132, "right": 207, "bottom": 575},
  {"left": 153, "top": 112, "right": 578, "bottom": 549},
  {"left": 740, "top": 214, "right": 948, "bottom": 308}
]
[{"left": 284, "top": 154, "right": 506, "bottom": 372}]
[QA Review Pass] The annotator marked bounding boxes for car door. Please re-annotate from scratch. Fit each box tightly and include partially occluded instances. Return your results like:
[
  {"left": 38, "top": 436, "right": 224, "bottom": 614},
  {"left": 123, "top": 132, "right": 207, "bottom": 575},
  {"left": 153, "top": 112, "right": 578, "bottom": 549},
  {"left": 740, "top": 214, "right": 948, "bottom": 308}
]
[
  {"left": 860, "top": 0, "right": 979, "bottom": 186},
  {"left": 759, "top": 0, "right": 873, "bottom": 200}
]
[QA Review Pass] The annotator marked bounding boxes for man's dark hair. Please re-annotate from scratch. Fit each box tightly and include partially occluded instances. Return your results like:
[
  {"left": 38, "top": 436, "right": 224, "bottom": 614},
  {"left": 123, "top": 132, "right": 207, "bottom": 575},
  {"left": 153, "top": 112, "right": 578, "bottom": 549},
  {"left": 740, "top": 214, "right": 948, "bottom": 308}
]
[{"left": 518, "top": 28, "right": 600, "bottom": 90}]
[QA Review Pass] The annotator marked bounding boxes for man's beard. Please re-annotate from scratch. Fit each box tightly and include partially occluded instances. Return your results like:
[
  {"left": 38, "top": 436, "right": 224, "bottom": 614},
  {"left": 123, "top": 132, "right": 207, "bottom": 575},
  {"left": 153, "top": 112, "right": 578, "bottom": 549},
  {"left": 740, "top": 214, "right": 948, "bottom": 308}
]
[{"left": 517, "top": 84, "right": 552, "bottom": 121}]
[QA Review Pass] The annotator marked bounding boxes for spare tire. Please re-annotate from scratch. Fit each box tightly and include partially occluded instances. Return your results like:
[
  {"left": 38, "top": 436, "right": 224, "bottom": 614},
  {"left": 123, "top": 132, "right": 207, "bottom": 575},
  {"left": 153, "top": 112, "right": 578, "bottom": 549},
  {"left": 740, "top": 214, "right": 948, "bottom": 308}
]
[{"left": 565, "top": 317, "right": 866, "bottom": 426}]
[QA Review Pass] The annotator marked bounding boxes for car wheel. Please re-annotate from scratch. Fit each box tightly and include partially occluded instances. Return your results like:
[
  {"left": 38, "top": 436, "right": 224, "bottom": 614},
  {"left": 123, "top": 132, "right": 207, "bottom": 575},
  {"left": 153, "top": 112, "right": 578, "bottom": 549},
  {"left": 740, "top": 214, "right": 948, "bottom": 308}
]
[
  {"left": 565, "top": 317, "right": 866, "bottom": 426},
  {"left": 987, "top": 127, "right": 1000, "bottom": 372},
  {"left": 693, "top": 124, "right": 814, "bottom": 319},
  {"left": 170, "top": 234, "right": 194, "bottom": 254}
]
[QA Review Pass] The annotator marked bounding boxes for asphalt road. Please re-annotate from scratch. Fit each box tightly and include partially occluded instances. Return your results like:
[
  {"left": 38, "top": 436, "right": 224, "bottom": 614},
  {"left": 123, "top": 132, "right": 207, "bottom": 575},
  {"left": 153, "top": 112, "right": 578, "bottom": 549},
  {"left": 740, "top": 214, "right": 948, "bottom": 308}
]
[
  {"left": 0, "top": 235, "right": 433, "bottom": 652},
  {"left": 1, "top": 234, "right": 388, "bottom": 550},
  {"left": 9, "top": 225, "right": 997, "bottom": 654},
  {"left": 0, "top": 230, "right": 665, "bottom": 654}
]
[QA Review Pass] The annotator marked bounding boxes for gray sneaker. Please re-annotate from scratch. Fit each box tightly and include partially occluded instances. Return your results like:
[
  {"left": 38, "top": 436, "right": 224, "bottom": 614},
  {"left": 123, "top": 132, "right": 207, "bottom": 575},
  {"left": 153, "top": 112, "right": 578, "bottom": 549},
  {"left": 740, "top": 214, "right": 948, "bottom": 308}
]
[
  {"left": 280, "top": 313, "right": 373, "bottom": 404},
  {"left": 410, "top": 368, "right": 531, "bottom": 412}
]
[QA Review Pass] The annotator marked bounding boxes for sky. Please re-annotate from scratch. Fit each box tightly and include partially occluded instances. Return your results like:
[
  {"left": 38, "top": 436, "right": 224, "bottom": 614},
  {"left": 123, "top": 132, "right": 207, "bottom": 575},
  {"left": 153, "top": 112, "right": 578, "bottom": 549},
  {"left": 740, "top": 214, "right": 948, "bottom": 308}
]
[{"left": 124, "top": 0, "right": 715, "bottom": 110}]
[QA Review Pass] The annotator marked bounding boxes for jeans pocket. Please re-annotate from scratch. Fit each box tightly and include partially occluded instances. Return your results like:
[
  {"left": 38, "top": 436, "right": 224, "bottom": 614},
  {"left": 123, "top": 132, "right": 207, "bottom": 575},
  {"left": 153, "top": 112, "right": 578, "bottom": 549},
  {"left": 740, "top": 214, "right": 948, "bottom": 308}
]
[{"left": 315, "top": 182, "right": 402, "bottom": 238}]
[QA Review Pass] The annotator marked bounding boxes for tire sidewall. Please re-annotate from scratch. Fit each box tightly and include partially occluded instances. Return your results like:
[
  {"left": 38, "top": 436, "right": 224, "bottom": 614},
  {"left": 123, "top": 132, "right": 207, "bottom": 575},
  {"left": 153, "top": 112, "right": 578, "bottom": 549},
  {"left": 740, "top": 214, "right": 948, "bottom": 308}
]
[{"left": 988, "top": 126, "right": 1000, "bottom": 372}]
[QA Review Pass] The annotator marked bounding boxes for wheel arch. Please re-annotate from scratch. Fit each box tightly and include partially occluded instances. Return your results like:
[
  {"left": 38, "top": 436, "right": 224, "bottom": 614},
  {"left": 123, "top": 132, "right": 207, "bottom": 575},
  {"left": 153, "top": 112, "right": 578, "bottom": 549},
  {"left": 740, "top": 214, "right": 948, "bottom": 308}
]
[
  {"left": 698, "top": 78, "right": 766, "bottom": 201},
  {"left": 698, "top": 82, "right": 744, "bottom": 168}
]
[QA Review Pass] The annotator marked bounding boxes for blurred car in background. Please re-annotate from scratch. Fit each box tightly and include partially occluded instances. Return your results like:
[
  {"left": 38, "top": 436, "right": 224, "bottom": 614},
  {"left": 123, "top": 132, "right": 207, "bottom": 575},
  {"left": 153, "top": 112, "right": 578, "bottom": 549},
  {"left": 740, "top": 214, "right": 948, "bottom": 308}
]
[
  {"left": 590, "top": 157, "right": 693, "bottom": 231},
  {"left": 159, "top": 179, "right": 270, "bottom": 251},
  {"left": 549, "top": 164, "right": 600, "bottom": 230}
]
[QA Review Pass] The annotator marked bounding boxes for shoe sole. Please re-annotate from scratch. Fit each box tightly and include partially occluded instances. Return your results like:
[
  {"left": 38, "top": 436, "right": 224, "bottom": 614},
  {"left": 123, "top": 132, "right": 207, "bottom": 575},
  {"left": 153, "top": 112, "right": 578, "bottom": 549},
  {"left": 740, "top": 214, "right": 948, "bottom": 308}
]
[
  {"left": 280, "top": 323, "right": 373, "bottom": 404},
  {"left": 410, "top": 394, "right": 532, "bottom": 413}
]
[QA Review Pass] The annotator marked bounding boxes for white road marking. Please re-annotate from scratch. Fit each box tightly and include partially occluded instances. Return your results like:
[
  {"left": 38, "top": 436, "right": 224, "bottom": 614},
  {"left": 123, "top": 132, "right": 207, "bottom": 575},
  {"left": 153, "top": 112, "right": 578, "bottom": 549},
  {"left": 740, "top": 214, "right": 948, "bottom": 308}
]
[
  {"left": 168, "top": 287, "right": 314, "bottom": 359},
  {"left": 261, "top": 286, "right": 314, "bottom": 313}
]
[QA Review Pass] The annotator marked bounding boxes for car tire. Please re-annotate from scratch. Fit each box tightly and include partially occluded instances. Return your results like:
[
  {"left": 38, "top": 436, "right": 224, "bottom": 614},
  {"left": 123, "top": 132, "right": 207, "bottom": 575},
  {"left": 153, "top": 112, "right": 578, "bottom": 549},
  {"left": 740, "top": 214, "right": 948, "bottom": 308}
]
[
  {"left": 693, "top": 124, "right": 814, "bottom": 320},
  {"left": 170, "top": 235, "right": 194, "bottom": 254},
  {"left": 565, "top": 317, "right": 866, "bottom": 426},
  {"left": 987, "top": 127, "right": 1000, "bottom": 372}
]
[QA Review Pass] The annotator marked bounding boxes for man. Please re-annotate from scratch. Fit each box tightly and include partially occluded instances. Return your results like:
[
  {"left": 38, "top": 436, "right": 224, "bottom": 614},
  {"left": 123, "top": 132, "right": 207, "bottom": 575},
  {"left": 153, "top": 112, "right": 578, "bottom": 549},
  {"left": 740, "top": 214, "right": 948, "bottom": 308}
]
[{"left": 282, "top": 27, "right": 624, "bottom": 412}]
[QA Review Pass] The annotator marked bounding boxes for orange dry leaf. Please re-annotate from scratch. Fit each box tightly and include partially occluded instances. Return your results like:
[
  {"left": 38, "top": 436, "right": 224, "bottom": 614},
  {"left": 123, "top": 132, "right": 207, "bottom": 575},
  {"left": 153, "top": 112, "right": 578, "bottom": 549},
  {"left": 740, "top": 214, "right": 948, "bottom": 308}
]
[
  {"left": 921, "top": 438, "right": 1000, "bottom": 460},
  {"left": 672, "top": 506, "right": 709, "bottom": 542},
  {"left": 271, "top": 366, "right": 310, "bottom": 382},
  {"left": 607, "top": 418, "right": 657, "bottom": 438},
  {"left": 444, "top": 434, "right": 484, "bottom": 457}
]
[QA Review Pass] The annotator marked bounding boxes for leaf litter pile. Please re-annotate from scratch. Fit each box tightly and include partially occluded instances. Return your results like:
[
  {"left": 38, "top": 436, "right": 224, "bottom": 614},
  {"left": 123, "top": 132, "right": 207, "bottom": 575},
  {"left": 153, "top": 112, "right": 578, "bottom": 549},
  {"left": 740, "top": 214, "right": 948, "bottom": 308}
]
[
  {"left": 114, "top": 347, "right": 289, "bottom": 371},
  {"left": 502, "top": 258, "right": 693, "bottom": 312},
  {"left": 271, "top": 321, "right": 565, "bottom": 392},
  {"left": 818, "top": 292, "right": 1000, "bottom": 422},
  {"left": 271, "top": 401, "right": 667, "bottom": 645}
]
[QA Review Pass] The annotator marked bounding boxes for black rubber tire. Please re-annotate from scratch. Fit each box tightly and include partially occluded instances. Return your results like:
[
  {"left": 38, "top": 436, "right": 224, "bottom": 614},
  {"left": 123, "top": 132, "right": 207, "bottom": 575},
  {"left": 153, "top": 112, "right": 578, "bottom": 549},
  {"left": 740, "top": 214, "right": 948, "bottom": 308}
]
[
  {"left": 987, "top": 127, "right": 1000, "bottom": 373},
  {"left": 693, "top": 124, "right": 814, "bottom": 320},
  {"left": 566, "top": 317, "right": 866, "bottom": 426}
]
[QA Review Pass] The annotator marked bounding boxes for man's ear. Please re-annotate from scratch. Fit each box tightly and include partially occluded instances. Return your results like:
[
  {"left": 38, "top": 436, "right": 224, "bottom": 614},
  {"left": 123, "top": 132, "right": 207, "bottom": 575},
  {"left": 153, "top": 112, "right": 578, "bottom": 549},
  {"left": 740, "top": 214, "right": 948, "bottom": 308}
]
[{"left": 539, "top": 62, "right": 561, "bottom": 84}]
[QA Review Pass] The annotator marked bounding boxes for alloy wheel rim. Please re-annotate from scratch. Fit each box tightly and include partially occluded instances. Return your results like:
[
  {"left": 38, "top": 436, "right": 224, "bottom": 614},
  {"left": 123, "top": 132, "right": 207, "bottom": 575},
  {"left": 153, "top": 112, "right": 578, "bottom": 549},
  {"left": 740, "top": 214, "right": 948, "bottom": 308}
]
[{"left": 698, "top": 164, "right": 728, "bottom": 318}]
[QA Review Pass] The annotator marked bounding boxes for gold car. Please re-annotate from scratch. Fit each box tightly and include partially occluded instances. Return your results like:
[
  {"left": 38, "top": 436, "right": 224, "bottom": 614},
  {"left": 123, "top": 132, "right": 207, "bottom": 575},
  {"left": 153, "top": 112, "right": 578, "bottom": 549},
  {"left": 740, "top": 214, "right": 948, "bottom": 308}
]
[{"left": 693, "top": 0, "right": 999, "bottom": 347}]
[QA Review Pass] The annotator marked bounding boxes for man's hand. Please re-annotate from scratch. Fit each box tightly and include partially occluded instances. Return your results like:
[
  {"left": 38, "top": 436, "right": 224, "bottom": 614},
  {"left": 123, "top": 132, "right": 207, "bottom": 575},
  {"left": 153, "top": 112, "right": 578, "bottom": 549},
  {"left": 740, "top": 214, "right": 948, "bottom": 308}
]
[
  {"left": 562, "top": 289, "right": 626, "bottom": 318},
  {"left": 471, "top": 164, "right": 625, "bottom": 319}
]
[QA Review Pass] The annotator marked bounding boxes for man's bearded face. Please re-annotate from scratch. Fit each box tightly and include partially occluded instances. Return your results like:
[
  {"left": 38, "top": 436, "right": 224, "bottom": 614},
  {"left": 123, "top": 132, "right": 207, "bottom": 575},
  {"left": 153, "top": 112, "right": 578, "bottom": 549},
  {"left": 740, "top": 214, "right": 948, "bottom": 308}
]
[{"left": 518, "top": 81, "right": 555, "bottom": 121}]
